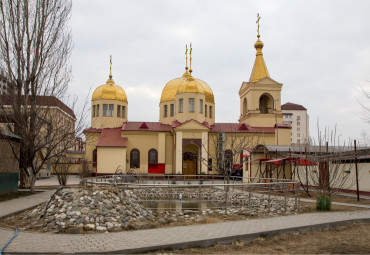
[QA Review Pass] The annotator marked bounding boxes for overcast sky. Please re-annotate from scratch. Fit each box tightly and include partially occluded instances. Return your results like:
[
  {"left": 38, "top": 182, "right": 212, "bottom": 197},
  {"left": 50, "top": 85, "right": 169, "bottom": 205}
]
[{"left": 69, "top": 0, "right": 370, "bottom": 143}]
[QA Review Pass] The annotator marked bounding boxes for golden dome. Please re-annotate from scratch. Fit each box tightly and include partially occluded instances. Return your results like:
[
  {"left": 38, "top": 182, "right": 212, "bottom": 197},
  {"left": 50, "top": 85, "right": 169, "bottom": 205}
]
[
  {"left": 249, "top": 35, "right": 270, "bottom": 82},
  {"left": 160, "top": 71, "right": 215, "bottom": 103},
  {"left": 92, "top": 77, "right": 127, "bottom": 102}
]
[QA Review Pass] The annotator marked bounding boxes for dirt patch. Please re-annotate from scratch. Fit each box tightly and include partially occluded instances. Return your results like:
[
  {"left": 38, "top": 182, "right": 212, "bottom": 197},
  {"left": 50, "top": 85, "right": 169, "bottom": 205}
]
[
  {"left": 162, "top": 222, "right": 370, "bottom": 254},
  {"left": 0, "top": 191, "right": 41, "bottom": 202}
]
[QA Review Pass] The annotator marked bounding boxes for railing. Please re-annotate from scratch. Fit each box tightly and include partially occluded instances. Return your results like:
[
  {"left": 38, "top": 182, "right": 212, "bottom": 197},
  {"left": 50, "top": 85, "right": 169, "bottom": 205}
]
[{"left": 81, "top": 175, "right": 300, "bottom": 213}]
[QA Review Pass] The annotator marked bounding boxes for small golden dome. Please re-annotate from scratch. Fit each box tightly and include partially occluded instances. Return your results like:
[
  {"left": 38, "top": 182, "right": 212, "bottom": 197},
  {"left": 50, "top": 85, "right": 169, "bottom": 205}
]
[
  {"left": 160, "top": 72, "right": 214, "bottom": 103},
  {"left": 92, "top": 77, "right": 127, "bottom": 102},
  {"left": 254, "top": 38, "right": 264, "bottom": 49}
]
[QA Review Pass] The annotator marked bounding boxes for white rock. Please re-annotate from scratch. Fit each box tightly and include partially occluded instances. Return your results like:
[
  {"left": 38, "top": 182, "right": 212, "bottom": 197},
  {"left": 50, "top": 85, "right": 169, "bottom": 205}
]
[{"left": 96, "top": 226, "right": 107, "bottom": 231}]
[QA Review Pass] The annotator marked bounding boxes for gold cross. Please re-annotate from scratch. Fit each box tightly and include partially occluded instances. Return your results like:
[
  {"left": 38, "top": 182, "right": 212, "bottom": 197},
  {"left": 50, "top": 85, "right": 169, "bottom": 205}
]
[
  {"left": 185, "top": 44, "right": 188, "bottom": 69},
  {"left": 109, "top": 54, "right": 112, "bottom": 78},
  {"left": 189, "top": 42, "right": 192, "bottom": 73},
  {"left": 256, "top": 13, "right": 261, "bottom": 36}
]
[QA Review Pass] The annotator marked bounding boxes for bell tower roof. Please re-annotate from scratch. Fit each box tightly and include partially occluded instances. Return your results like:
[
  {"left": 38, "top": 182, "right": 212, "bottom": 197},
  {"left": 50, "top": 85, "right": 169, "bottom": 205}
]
[{"left": 249, "top": 14, "right": 270, "bottom": 82}]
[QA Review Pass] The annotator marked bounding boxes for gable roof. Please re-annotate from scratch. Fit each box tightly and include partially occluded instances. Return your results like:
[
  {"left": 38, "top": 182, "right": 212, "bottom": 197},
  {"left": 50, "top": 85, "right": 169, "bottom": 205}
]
[
  {"left": 281, "top": 102, "right": 307, "bottom": 111},
  {"left": 121, "top": 122, "right": 172, "bottom": 132},
  {"left": 96, "top": 128, "right": 127, "bottom": 147},
  {"left": 210, "top": 123, "right": 275, "bottom": 133},
  {"left": 172, "top": 119, "right": 211, "bottom": 129},
  {"left": 0, "top": 95, "right": 76, "bottom": 119}
]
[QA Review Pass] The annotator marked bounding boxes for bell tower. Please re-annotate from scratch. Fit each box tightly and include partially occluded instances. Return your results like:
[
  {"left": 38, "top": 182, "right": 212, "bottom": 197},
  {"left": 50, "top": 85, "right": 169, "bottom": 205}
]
[{"left": 239, "top": 14, "right": 283, "bottom": 127}]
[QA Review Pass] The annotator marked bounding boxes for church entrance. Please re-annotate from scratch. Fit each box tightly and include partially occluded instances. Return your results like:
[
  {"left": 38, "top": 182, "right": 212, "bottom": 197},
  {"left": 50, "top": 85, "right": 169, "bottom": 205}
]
[{"left": 183, "top": 144, "right": 199, "bottom": 177}]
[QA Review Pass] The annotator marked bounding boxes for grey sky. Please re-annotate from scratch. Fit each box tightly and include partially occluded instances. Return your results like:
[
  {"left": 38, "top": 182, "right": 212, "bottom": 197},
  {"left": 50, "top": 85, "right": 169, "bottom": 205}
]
[{"left": 70, "top": 0, "right": 370, "bottom": 142}]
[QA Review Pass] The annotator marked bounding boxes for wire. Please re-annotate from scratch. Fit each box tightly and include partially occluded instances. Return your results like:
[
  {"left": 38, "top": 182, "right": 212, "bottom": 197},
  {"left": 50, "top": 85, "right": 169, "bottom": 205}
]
[{"left": 0, "top": 228, "right": 17, "bottom": 255}]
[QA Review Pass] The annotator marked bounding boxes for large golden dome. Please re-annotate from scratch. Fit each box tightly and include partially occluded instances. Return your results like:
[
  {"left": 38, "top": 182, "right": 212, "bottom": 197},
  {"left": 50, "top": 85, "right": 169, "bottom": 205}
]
[
  {"left": 92, "top": 77, "right": 127, "bottom": 102},
  {"left": 160, "top": 71, "right": 214, "bottom": 103}
]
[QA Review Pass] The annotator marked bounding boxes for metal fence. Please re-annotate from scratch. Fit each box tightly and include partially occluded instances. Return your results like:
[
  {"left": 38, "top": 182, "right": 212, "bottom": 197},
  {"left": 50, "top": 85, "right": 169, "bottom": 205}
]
[{"left": 81, "top": 175, "right": 300, "bottom": 213}]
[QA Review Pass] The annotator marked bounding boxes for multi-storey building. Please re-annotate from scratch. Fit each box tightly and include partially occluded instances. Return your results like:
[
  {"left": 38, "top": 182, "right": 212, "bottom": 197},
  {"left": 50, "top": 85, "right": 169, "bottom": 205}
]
[{"left": 281, "top": 102, "right": 309, "bottom": 144}]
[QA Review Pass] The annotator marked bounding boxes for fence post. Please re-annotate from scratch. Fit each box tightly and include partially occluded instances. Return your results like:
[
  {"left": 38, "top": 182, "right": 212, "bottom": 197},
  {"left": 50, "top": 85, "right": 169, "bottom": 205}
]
[
  {"left": 284, "top": 183, "right": 287, "bottom": 214},
  {"left": 268, "top": 183, "right": 271, "bottom": 213},
  {"left": 294, "top": 182, "right": 298, "bottom": 211},
  {"left": 248, "top": 184, "right": 251, "bottom": 210}
]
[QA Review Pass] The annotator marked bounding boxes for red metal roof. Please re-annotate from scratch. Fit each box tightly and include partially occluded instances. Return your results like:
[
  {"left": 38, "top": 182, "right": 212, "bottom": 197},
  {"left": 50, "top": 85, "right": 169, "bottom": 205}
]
[
  {"left": 0, "top": 95, "right": 76, "bottom": 118},
  {"left": 96, "top": 128, "right": 127, "bottom": 147},
  {"left": 172, "top": 119, "right": 211, "bottom": 129},
  {"left": 83, "top": 127, "right": 102, "bottom": 133},
  {"left": 281, "top": 102, "right": 307, "bottom": 111},
  {"left": 275, "top": 124, "right": 292, "bottom": 129},
  {"left": 121, "top": 122, "right": 172, "bottom": 132},
  {"left": 210, "top": 123, "right": 275, "bottom": 133}
]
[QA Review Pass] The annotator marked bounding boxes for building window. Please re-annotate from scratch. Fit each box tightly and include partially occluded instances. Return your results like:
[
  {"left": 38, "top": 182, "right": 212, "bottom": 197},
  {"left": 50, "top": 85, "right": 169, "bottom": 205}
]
[
  {"left": 93, "top": 148, "right": 97, "bottom": 167},
  {"left": 189, "top": 98, "right": 194, "bottom": 112},
  {"left": 283, "top": 121, "right": 292, "bottom": 125},
  {"left": 284, "top": 114, "right": 292, "bottom": 119},
  {"left": 209, "top": 106, "right": 212, "bottom": 118},
  {"left": 297, "top": 139, "right": 301, "bottom": 143},
  {"left": 164, "top": 105, "right": 168, "bottom": 117},
  {"left": 170, "top": 104, "right": 174, "bottom": 116},
  {"left": 297, "top": 133, "right": 300, "bottom": 137},
  {"left": 148, "top": 149, "right": 158, "bottom": 164},
  {"left": 96, "top": 104, "right": 100, "bottom": 117},
  {"left": 93, "top": 105, "right": 96, "bottom": 117},
  {"left": 179, "top": 99, "right": 183, "bottom": 113},
  {"left": 205, "top": 105, "right": 207, "bottom": 117},
  {"left": 208, "top": 158, "right": 212, "bottom": 171},
  {"left": 297, "top": 116, "right": 301, "bottom": 121},
  {"left": 199, "top": 99, "right": 203, "bottom": 113},
  {"left": 108, "top": 104, "right": 114, "bottom": 116},
  {"left": 122, "top": 106, "right": 125, "bottom": 118},
  {"left": 103, "top": 104, "right": 108, "bottom": 116},
  {"left": 117, "top": 105, "right": 121, "bottom": 117},
  {"left": 297, "top": 121, "right": 300, "bottom": 126},
  {"left": 297, "top": 127, "right": 300, "bottom": 131},
  {"left": 130, "top": 149, "right": 140, "bottom": 168}
]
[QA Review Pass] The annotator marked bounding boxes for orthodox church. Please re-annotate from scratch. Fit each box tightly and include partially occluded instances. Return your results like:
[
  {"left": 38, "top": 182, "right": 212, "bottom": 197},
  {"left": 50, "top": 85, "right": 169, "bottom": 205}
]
[{"left": 83, "top": 24, "right": 291, "bottom": 177}]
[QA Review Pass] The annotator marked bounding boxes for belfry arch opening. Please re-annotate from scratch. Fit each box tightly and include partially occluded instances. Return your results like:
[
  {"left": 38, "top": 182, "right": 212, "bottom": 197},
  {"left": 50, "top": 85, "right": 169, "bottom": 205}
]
[
  {"left": 259, "top": 93, "right": 274, "bottom": 114},
  {"left": 243, "top": 98, "right": 247, "bottom": 115}
]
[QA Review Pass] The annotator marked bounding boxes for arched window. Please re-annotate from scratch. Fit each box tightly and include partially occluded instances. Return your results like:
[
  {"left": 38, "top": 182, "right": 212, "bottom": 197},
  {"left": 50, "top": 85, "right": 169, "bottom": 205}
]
[
  {"left": 130, "top": 149, "right": 140, "bottom": 168},
  {"left": 259, "top": 93, "right": 274, "bottom": 114},
  {"left": 243, "top": 98, "right": 247, "bottom": 115},
  {"left": 148, "top": 149, "right": 158, "bottom": 164}
]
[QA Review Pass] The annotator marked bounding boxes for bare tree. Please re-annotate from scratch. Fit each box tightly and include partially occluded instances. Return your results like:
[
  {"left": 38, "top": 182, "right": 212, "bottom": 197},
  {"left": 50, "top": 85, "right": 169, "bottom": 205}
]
[
  {"left": 52, "top": 155, "right": 72, "bottom": 186},
  {"left": 360, "top": 85, "right": 370, "bottom": 124},
  {"left": 295, "top": 125, "right": 356, "bottom": 198},
  {"left": 0, "top": 0, "right": 87, "bottom": 191},
  {"left": 202, "top": 124, "right": 260, "bottom": 183}
]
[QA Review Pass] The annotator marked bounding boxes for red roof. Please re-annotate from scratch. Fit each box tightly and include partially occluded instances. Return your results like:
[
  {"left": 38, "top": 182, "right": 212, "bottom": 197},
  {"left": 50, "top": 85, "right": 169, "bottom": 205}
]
[
  {"left": 0, "top": 95, "right": 76, "bottom": 118},
  {"left": 83, "top": 127, "right": 102, "bottom": 133},
  {"left": 122, "top": 122, "right": 172, "bottom": 132},
  {"left": 210, "top": 123, "right": 275, "bottom": 133},
  {"left": 274, "top": 124, "right": 292, "bottom": 129},
  {"left": 172, "top": 119, "right": 211, "bottom": 129},
  {"left": 281, "top": 102, "right": 307, "bottom": 111},
  {"left": 96, "top": 128, "right": 127, "bottom": 147}
]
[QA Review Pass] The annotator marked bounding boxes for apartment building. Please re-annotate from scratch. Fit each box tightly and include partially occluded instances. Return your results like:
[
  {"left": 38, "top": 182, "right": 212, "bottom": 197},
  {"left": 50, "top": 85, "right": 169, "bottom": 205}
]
[{"left": 282, "top": 102, "right": 309, "bottom": 144}]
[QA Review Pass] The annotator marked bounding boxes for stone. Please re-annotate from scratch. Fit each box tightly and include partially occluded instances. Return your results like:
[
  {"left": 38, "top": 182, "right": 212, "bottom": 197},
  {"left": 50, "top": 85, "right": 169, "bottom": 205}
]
[
  {"left": 81, "top": 207, "right": 89, "bottom": 214},
  {"left": 75, "top": 211, "right": 81, "bottom": 216},
  {"left": 106, "top": 222, "right": 114, "bottom": 229},
  {"left": 29, "top": 209, "right": 38, "bottom": 217},
  {"left": 83, "top": 224, "right": 96, "bottom": 231},
  {"left": 96, "top": 226, "right": 107, "bottom": 231}
]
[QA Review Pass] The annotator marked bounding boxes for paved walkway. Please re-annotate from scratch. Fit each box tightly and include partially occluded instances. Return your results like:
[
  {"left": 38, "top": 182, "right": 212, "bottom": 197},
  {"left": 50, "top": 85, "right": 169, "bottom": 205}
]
[
  {"left": 0, "top": 189, "right": 56, "bottom": 219},
  {"left": 0, "top": 190, "right": 370, "bottom": 254}
]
